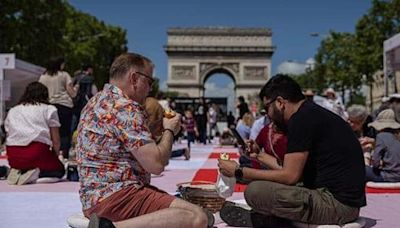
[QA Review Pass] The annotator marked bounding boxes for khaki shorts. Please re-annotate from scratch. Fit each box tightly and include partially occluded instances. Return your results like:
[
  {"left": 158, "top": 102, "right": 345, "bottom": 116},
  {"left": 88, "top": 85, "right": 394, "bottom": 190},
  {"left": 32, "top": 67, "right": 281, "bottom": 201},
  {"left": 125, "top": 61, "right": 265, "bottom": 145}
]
[
  {"left": 244, "top": 181, "right": 360, "bottom": 225},
  {"left": 83, "top": 185, "right": 176, "bottom": 222}
]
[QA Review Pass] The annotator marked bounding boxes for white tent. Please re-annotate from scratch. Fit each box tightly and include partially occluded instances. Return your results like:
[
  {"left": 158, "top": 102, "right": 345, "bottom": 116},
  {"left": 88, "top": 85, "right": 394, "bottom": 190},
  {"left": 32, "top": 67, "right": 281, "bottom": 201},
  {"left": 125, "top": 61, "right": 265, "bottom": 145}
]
[
  {"left": 4, "top": 59, "right": 44, "bottom": 107},
  {"left": 0, "top": 54, "right": 44, "bottom": 124}
]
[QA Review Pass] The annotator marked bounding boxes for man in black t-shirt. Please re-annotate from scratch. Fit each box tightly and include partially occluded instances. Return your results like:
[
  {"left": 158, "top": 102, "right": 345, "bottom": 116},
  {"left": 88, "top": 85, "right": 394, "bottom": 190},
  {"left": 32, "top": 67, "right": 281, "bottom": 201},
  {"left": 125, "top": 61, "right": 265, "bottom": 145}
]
[
  {"left": 196, "top": 97, "right": 208, "bottom": 144},
  {"left": 218, "top": 75, "right": 366, "bottom": 227},
  {"left": 237, "top": 96, "right": 249, "bottom": 120}
]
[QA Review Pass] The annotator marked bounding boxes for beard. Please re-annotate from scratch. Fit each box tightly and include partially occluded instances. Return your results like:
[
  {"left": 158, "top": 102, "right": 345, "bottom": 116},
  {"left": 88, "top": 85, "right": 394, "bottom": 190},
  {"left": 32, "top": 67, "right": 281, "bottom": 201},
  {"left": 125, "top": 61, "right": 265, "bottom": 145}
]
[{"left": 269, "top": 105, "right": 288, "bottom": 133}]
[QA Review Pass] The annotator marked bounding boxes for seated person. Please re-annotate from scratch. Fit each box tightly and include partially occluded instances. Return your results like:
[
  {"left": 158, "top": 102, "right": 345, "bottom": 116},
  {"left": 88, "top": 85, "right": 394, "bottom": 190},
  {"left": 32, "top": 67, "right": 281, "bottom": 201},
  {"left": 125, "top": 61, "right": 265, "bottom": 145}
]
[
  {"left": 366, "top": 109, "right": 400, "bottom": 182},
  {"left": 347, "top": 105, "right": 376, "bottom": 165},
  {"left": 236, "top": 113, "right": 255, "bottom": 168},
  {"left": 347, "top": 104, "right": 375, "bottom": 138},
  {"left": 250, "top": 122, "right": 288, "bottom": 170},
  {"left": 219, "top": 128, "right": 235, "bottom": 146},
  {"left": 5, "top": 82, "right": 65, "bottom": 185},
  {"left": 236, "top": 112, "right": 255, "bottom": 140},
  {"left": 218, "top": 75, "right": 365, "bottom": 227},
  {"left": 79, "top": 53, "right": 209, "bottom": 228},
  {"left": 249, "top": 111, "right": 269, "bottom": 140},
  {"left": 144, "top": 97, "right": 190, "bottom": 160},
  {"left": 224, "top": 122, "right": 288, "bottom": 186}
]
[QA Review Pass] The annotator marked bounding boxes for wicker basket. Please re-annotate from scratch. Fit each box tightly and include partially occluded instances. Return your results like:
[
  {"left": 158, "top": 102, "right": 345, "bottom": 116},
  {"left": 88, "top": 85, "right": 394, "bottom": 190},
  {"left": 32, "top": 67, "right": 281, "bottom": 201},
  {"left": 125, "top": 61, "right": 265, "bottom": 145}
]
[{"left": 177, "top": 181, "right": 226, "bottom": 213}]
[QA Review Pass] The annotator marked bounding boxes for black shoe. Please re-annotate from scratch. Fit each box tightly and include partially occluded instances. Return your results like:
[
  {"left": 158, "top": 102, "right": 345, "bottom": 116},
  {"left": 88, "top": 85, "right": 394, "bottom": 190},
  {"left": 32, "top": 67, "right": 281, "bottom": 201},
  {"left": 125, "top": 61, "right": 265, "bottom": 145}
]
[
  {"left": 203, "top": 208, "right": 215, "bottom": 228},
  {"left": 0, "top": 165, "right": 9, "bottom": 179},
  {"left": 220, "top": 201, "right": 252, "bottom": 227},
  {"left": 220, "top": 201, "right": 290, "bottom": 228},
  {"left": 88, "top": 214, "right": 115, "bottom": 228}
]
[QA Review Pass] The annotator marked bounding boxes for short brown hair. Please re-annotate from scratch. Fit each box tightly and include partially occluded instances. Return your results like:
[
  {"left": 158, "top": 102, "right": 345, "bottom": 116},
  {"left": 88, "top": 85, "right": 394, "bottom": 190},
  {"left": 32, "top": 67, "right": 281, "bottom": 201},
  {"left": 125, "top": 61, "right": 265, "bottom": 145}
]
[
  {"left": 109, "top": 53, "right": 154, "bottom": 79},
  {"left": 144, "top": 97, "right": 164, "bottom": 133}
]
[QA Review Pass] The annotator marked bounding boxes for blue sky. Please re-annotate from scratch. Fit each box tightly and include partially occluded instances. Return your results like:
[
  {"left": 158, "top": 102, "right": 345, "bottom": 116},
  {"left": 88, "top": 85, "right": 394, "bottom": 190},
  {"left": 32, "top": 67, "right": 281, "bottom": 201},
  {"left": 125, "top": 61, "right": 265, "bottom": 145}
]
[{"left": 69, "top": 0, "right": 372, "bottom": 90}]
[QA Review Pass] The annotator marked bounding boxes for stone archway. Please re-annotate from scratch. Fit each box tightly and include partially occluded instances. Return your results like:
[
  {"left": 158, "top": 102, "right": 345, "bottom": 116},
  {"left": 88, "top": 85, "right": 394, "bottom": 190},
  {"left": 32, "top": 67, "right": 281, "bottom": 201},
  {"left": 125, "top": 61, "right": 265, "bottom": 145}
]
[
  {"left": 200, "top": 64, "right": 237, "bottom": 94},
  {"left": 165, "top": 27, "right": 275, "bottom": 101}
]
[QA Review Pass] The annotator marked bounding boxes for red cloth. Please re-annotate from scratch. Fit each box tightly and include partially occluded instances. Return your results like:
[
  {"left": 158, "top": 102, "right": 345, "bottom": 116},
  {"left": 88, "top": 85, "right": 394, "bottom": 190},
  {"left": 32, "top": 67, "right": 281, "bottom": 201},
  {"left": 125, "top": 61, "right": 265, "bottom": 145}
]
[
  {"left": 255, "top": 124, "right": 287, "bottom": 161},
  {"left": 7, "top": 141, "right": 64, "bottom": 171},
  {"left": 192, "top": 168, "right": 248, "bottom": 192},
  {"left": 208, "top": 152, "right": 240, "bottom": 159},
  {"left": 366, "top": 187, "right": 400, "bottom": 193}
]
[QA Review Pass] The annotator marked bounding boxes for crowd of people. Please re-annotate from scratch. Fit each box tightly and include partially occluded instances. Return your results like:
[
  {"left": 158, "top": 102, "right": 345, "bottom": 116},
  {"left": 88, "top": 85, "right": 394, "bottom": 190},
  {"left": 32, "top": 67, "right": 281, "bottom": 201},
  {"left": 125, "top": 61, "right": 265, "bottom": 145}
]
[
  {"left": 1, "top": 52, "right": 400, "bottom": 228},
  {"left": 0, "top": 57, "right": 96, "bottom": 184},
  {"left": 216, "top": 78, "right": 400, "bottom": 226}
]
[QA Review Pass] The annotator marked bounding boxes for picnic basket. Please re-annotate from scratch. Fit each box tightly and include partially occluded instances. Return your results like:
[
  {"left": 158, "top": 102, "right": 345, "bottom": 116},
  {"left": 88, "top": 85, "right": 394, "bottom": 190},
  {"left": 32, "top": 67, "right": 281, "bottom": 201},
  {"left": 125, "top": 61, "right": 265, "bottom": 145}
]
[{"left": 177, "top": 181, "right": 226, "bottom": 213}]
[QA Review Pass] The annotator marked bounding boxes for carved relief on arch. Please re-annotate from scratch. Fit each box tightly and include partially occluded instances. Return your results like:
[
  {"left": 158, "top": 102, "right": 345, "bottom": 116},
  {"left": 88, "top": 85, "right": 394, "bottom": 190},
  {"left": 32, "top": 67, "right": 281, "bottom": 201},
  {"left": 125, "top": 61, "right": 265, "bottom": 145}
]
[
  {"left": 171, "top": 65, "right": 196, "bottom": 80},
  {"left": 199, "top": 63, "right": 218, "bottom": 76},
  {"left": 200, "top": 62, "right": 239, "bottom": 83},
  {"left": 244, "top": 66, "right": 268, "bottom": 80},
  {"left": 200, "top": 62, "right": 239, "bottom": 76},
  {"left": 221, "top": 63, "right": 239, "bottom": 75}
]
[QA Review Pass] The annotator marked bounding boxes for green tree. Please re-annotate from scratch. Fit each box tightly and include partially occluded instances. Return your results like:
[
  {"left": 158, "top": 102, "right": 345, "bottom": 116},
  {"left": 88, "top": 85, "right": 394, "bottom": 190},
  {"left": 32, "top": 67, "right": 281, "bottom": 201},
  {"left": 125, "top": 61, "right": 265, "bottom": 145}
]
[
  {"left": 62, "top": 2, "right": 127, "bottom": 88},
  {"left": 0, "top": 0, "right": 128, "bottom": 88},
  {"left": 291, "top": 69, "right": 326, "bottom": 95},
  {"left": 313, "top": 32, "right": 359, "bottom": 103},
  {"left": 0, "top": 0, "right": 67, "bottom": 66},
  {"left": 355, "top": 0, "right": 400, "bottom": 106}
]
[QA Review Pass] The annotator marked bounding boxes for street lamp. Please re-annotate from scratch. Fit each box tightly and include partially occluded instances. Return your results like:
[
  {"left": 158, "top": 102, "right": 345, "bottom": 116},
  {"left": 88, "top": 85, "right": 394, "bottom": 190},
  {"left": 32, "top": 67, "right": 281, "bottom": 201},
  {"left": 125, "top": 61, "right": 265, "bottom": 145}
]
[{"left": 310, "top": 32, "right": 329, "bottom": 39}]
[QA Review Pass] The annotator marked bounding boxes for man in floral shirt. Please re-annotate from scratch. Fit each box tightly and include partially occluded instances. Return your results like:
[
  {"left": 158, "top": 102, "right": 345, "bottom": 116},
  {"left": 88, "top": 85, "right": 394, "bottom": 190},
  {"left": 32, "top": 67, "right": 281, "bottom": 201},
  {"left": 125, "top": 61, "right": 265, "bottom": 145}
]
[{"left": 78, "top": 53, "right": 208, "bottom": 228}]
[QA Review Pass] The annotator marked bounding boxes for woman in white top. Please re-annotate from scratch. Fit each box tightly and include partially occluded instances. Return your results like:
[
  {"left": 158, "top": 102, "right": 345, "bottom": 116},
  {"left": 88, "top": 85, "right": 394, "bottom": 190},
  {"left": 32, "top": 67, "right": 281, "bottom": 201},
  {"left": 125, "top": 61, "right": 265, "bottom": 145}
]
[
  {"left": 39, "top": 56, "right": 77, "bottom": 159},
  {"left": 5, "top": 82, "right": 65, "bottom": 184}
]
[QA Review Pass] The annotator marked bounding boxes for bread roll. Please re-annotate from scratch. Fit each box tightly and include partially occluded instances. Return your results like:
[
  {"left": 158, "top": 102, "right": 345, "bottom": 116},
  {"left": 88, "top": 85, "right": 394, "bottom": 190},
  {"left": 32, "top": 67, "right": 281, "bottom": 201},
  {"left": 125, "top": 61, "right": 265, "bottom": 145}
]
[
  {"left": 220, "top": 153, "right": 230, "bottom": 160},
  {"left": 164, "top": 109, "right": 176, "bottom": 119}
]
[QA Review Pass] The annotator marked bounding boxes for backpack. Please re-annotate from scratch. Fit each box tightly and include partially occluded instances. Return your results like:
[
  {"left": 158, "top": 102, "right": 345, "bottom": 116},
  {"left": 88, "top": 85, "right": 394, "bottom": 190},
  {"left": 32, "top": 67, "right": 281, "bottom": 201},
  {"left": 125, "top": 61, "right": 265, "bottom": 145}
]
[{"left": 73, "top": 74, "right": 94, "bottom": 115}]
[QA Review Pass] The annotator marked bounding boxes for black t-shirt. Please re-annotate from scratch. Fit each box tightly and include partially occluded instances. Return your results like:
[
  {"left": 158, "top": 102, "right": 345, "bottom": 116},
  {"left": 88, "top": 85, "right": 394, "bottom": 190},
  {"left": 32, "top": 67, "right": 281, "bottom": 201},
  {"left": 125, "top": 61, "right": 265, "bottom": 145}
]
[
  {"left": 287, "top": 100, "right": 366, "bottom": 208},
  {"left": 196, "top": 104, "right": 208, "bottom": 128},
  {"left": 237, "top": 102, "right": 249, "bottom": 119}
]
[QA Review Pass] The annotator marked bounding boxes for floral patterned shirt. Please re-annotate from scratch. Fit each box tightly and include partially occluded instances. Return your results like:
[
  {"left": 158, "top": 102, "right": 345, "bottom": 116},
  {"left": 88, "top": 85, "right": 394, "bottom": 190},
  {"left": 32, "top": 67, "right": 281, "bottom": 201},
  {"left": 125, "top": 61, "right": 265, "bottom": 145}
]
[{"left": 77, "top": 83, "right": 153, "bottom": 210}]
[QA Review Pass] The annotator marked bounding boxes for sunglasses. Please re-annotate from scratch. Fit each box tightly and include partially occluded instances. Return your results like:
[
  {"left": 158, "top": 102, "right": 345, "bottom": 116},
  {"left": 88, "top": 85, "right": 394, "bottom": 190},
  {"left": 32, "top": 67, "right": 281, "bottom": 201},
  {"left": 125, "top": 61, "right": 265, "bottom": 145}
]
[
  {"left": 134, "top": 71, "right": 155, "bottom": 86},
  {"left": 264, "top": 98, "right": 276, "bottom": 111}
]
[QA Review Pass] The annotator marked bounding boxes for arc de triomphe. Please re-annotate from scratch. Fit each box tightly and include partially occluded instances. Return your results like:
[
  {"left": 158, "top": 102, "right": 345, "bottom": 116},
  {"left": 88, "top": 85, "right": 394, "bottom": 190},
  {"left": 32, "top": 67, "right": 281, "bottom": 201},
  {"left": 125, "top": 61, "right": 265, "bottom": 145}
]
[{"left": 164, "top": 27, "right": 275, "bottom": 101}]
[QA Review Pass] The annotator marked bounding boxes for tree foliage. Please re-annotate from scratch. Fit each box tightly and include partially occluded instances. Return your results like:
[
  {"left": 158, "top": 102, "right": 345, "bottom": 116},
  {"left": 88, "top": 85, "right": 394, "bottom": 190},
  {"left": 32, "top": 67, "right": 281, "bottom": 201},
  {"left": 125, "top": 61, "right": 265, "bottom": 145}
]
[
  {"left": 354, "top": 0, "right": 400, "bottom": 81},
  {"left": 0, "top": 0, "right": 128, "bottom": 88},
  {"left": 306, "top": 0, "right": 400, "bottom": 105},
  {"left": 313, "top": 32, "right": 359, "bottom": 93},
  {"left": 292, "top": 70, "right": 324, "bottom": 95},
  {"left": 0, "top": 0, "right": 67, "bottom": 66}
]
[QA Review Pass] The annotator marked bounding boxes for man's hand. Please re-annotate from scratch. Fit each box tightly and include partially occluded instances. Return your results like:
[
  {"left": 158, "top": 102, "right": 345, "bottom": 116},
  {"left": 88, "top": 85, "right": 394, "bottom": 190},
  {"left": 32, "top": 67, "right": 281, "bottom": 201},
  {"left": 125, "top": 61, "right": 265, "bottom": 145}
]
[
  {"left": 163, "top": 113, "right": 181, "bottom": 135},
  {"left": 255, "top": 152, "right": 283, "bottom": 170},
  {"left": 217, "top": 159, "right": 239, "bottom": 177},
  {"left": 245, "top": 139, "right": 261, "bottom": 157}
]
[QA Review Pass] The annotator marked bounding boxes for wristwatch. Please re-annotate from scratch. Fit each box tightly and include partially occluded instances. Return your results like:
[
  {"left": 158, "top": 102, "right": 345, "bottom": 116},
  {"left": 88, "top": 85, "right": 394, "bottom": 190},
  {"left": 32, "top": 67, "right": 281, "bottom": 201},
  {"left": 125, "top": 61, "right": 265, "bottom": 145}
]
[{"left": 234, "top": 166, "right": 243, "bottom": 179}]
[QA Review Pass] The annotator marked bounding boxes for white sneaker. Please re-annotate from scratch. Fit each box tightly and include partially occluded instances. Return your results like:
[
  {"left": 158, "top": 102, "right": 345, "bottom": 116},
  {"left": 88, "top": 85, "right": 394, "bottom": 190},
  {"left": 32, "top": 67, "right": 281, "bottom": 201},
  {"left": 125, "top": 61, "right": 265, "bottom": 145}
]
[
  {"left": 7, "top": 168, "right": 21, "bottom": 185},
  {"left": 17, "top": 168, "right": 40, "bottom": 185}
]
